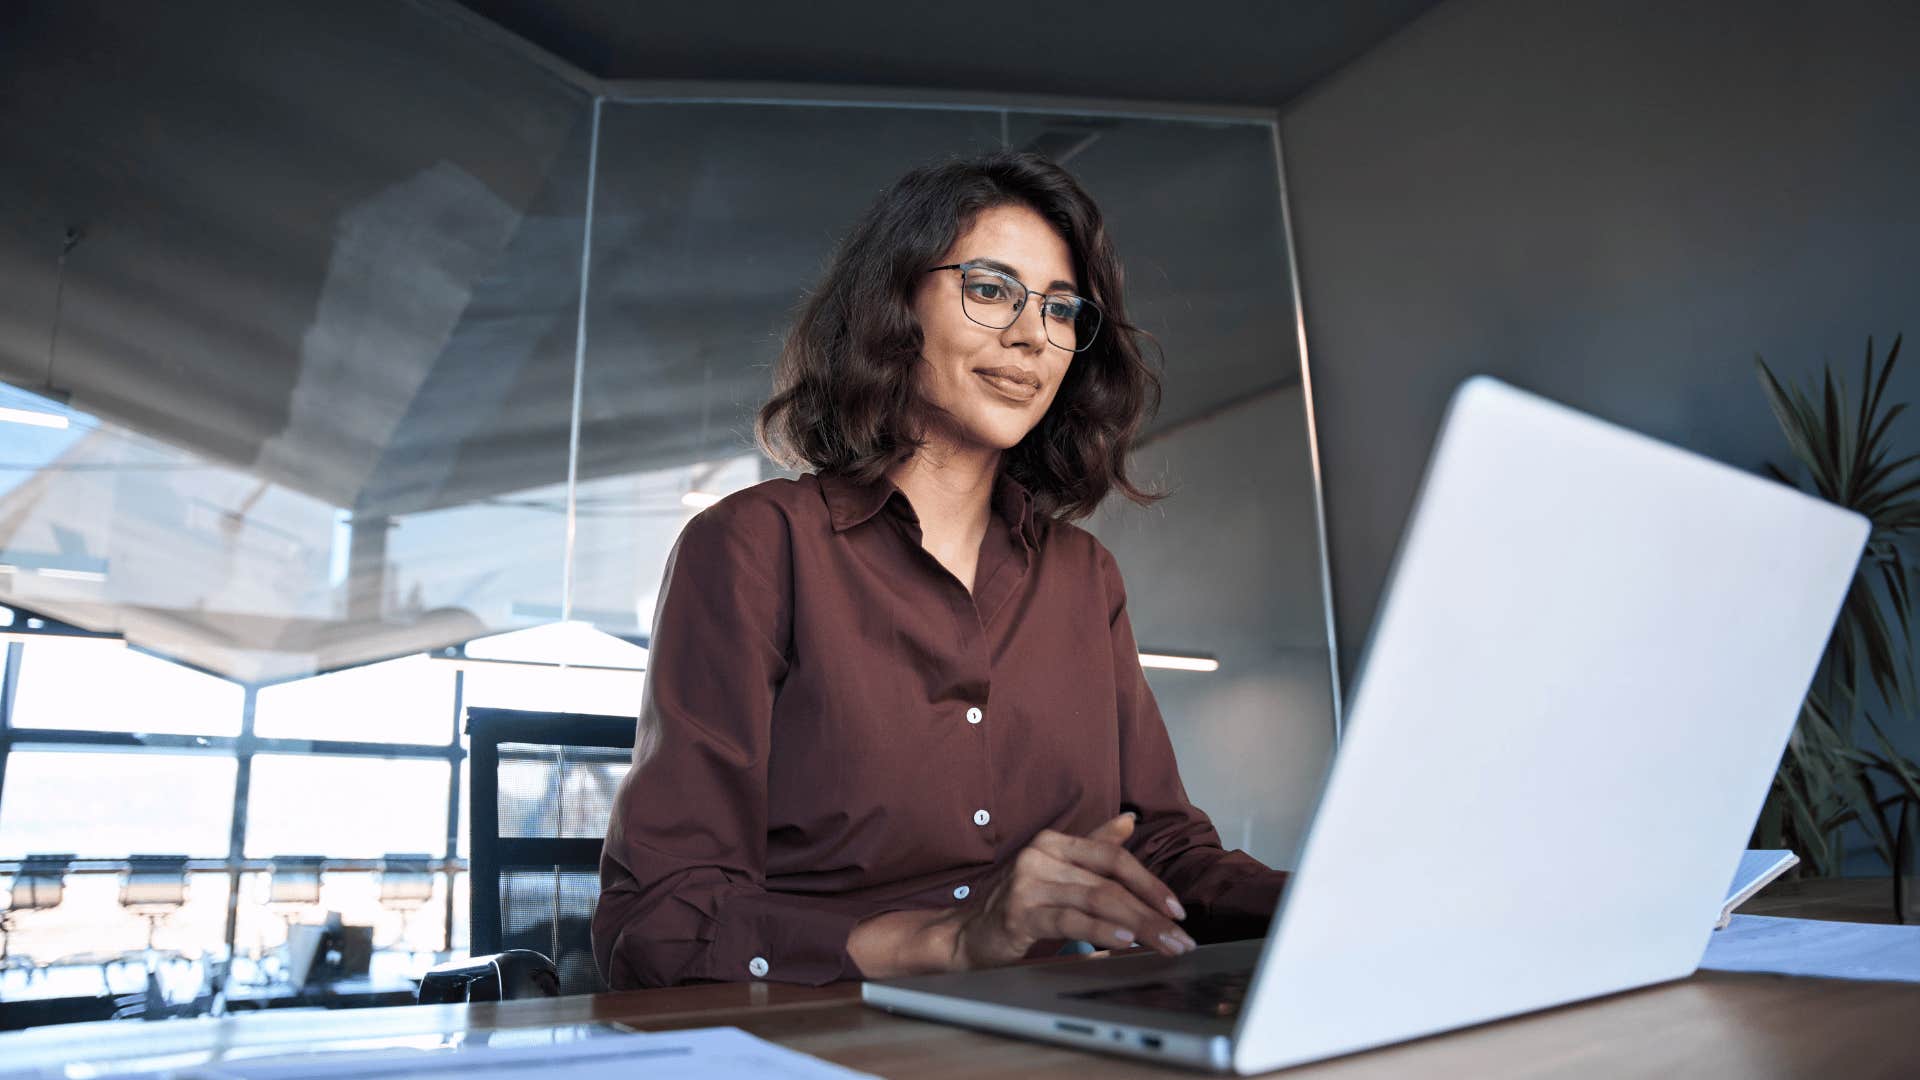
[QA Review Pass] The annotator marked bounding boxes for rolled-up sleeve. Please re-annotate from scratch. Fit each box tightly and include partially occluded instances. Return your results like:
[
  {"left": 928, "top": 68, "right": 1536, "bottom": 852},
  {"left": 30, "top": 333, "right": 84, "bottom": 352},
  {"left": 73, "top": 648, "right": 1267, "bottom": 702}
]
[
  {"left": 592, "top": 499, "right": 868, "bottom": 988},
  {"left": 1098, "top": 543, "right": 1289, "bottom": 944}
]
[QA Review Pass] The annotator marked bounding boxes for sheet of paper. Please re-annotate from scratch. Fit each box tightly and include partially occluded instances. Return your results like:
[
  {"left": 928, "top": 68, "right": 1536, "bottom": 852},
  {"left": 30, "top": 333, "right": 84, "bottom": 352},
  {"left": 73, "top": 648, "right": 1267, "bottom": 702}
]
[
  {"left": 179, "top": 1026, "right": 878, "bottom": 1080},
  {"left": 1701, "top": 914, "right": 1920, "bottom": 983}
]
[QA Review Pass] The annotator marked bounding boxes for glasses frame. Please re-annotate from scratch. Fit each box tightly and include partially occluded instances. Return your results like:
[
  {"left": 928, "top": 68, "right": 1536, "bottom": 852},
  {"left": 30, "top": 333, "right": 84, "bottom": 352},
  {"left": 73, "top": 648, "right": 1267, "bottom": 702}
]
[{"left": 925, "top": 262, "right": 1103, "bottom": 353}]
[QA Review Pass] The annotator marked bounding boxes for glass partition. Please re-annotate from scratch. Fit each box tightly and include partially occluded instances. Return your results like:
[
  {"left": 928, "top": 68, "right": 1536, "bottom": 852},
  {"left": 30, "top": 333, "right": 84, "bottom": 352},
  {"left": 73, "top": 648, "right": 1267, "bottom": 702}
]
[
  {"left": 576, "top": 98, "right": 1335, "bottom": 868},
  {"left": 0, "top": 5, "right": 1336, "bottom": 1006},
  {"left": 0, "top": 0, "right": 591, "bottom": 1004}
]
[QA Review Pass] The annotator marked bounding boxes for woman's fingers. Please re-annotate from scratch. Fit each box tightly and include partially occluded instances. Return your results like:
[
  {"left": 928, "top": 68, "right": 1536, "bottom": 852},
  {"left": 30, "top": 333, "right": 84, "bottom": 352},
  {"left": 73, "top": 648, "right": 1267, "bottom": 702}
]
[
  {"left": 959, "top": 821, "right": 1199, "bottom": 969},
  {"left": 1032, "top": 878, "right": 1193, "bottom": 955},
  {"left": 1085, "top": 812, "right": 1136, "bottom": 846},
  {"left": 1034, "top": 828, "right": 1189, "bottom": 924},
  {"left": 1038, "top": 907, "right": 1143, "bottom": 953},
  {"left": 1014, "top": 847, "right": 1195, "bottom": 955}
]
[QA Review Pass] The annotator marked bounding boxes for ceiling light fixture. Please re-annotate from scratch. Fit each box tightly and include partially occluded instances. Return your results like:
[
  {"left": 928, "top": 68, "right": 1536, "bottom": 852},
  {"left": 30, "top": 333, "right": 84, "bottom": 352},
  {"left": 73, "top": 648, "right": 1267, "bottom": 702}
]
[
  {"left": 0, "top": 608, "right": 124, "bottom": 648},
  {"left": 1138, "top": 652, "right": 1221, "bottom": 673},
  {"left": 0, "top": 405, "right": 69, "bottom": 429},
  {"left": 0, "top": 630, "right": 124, "bottom": 648},
  {"left": 34, "top": 568, "right": 106, "bottom": 582}
]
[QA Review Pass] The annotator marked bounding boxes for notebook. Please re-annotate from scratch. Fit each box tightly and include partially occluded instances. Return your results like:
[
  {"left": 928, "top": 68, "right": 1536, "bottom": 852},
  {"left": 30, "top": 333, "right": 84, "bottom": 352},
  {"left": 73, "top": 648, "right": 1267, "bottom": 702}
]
[{"left": 1718, "top": 849, "right": 1799, "bottom": 929}]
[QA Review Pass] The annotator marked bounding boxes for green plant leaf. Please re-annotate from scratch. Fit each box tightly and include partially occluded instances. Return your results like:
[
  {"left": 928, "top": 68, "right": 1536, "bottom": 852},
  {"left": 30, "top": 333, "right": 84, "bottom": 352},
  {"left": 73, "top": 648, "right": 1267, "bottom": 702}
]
[
  {"left": 1756, "top": 336, "right": 1920, "bottom": 878},
  {"left": 1854, "top": 336, "right": 1883, "bottom": 487},
  {"left": 1867, "top": 403, "right": 1911, "bottom": 466}
]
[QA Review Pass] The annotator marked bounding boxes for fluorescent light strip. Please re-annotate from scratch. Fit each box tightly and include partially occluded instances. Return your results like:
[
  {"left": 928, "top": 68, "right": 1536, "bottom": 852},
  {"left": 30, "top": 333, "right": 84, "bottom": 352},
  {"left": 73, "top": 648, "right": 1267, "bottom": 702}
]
[
  {"left": 681, "top": 491, "right": 723, "bottom": 510},
  {"left": 0, "top": 631, "right": 123, "bottom": 647},
  {"left": 0, "top": 406, "right": 70, "bottom": 429},
  {"left": 1138, "top": 652, "right": 1220, "bottom": 673},
  {"left": 436, "top": 656, "right": 646, "bottom": 676},
  {"left": 36, "top": 568, "right": 107, "bottom": 582}
]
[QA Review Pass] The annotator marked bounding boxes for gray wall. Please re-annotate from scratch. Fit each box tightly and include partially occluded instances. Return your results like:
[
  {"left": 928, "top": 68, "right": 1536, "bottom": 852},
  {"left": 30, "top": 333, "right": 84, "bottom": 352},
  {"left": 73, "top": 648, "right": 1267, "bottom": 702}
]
[
  {"left": 1089, "top": 386, "right": 1338, "bottom": 869},
  {"left": 1279, "top": 0, "right": 1920, "bottom": 690}
]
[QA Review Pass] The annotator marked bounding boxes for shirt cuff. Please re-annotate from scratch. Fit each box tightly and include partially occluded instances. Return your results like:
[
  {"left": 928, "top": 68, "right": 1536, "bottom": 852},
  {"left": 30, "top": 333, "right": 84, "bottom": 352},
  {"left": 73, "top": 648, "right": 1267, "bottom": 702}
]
[{"left": 699, "top": 891, "right": 893, "bottom": 986}]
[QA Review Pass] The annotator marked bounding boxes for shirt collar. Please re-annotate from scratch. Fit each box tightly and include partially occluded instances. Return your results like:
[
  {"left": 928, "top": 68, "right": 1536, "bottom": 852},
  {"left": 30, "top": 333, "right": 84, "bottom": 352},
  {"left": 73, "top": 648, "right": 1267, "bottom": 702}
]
[
  {"left": 819, "top": 470, "right": 904, "bottom": 533},
  {"left": 817, "top": 469, "right": 1041, "bottom": 549},
  {"left": 992, "top": 471, "right": 1041, "bottom": 553}
]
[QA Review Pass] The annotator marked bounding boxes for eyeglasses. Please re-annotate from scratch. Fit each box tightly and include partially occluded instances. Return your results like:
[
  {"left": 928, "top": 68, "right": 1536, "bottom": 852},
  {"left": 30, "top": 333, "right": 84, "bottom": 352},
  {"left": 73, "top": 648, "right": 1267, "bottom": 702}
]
[{"left": 926, "top": 262, "right": 1103, "bottom": 353}]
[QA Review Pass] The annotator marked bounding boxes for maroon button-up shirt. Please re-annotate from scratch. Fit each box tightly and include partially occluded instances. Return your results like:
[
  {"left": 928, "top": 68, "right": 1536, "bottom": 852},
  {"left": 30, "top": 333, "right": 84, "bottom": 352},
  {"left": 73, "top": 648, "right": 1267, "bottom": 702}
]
[{"left": 592, "top": 469, "right": 1286, "bottom": 989}]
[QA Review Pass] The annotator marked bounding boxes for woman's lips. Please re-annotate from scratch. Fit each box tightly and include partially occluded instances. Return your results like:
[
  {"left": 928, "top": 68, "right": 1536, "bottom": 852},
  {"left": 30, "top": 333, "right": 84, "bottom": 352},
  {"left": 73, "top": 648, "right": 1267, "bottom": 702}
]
[{"left": 976, "top": 371, "right": 1040, "bottom": 403}]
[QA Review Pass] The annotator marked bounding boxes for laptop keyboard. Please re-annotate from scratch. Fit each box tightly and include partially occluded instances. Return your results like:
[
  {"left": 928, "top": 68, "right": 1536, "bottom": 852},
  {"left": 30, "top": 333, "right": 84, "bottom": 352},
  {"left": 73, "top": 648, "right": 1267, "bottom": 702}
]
[{"left": 1061, "top": 967, "right": 1255, "bottom": 1019}]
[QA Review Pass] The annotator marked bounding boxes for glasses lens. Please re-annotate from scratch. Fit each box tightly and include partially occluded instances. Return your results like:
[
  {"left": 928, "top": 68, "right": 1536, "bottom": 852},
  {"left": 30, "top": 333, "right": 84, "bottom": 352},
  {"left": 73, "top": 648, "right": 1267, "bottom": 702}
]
[
  {"left": 956, "top": 266, "right": 1102, "bottom": 351},
  {"left": 959, "top": 268, "right": 1022, "bottom": 329},
  {"left": 1046, "top": 294, "right": 1102, "bottom": 353}
]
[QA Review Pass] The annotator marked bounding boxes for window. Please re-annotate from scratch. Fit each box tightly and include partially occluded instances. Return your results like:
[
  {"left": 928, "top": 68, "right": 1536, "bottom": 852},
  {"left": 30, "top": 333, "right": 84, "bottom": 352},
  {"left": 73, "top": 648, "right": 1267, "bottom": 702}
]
[
  {"left": 0, "top": 872, "right": 231, "bottom": 993},
  {"left": 0, "top": 749, "right": 236, "bottom": 858},
  {"left": 243, "top": 754, "right": 450, "bottom": 859},
  {"left": 11, "top": 640, "right": 242, "bottom": 736},
  {"left": 460, "top": 664, "right": 643, "bottom": 718},
  {"left": 255, "top": 654, "right": 455, "bottom": 745}
]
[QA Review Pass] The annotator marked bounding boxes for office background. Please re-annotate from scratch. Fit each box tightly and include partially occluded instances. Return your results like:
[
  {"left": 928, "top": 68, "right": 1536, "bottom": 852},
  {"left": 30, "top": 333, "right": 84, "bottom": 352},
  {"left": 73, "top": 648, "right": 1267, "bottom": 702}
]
[
  {"left": 1282, "top": 0, "right": 1920, "bottom": 876},
  {"left": 0, "top": 0, "right": 1915, "bottom": 1016}
]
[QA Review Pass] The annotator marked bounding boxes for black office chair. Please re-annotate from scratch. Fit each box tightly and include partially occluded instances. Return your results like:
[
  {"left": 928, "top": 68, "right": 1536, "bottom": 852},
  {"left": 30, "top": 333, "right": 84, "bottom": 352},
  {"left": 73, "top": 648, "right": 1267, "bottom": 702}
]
[{"left": 422, "top": 707, "right": 634, "bottom": 1003}]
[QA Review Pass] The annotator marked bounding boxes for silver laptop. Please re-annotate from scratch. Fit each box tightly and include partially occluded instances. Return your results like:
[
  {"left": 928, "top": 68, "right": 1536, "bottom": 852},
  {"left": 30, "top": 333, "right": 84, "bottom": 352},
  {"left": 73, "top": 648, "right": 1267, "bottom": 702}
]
[{"left": 863, "top": 376, "right": 1868, "bottom": 1073}]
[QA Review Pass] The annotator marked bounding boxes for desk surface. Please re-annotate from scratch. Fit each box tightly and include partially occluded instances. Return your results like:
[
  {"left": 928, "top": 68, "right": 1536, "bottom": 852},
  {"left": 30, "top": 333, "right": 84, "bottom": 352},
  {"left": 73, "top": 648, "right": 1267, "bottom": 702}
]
[{"left": 3, "top": 882, "right": 1918, "bottom": 1078}]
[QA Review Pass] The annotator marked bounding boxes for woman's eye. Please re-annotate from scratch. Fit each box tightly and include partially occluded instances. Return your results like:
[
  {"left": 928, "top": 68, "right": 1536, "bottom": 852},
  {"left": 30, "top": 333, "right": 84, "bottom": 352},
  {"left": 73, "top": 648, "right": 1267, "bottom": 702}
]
[
  {"left": 966, "top": 282, "right": 1010, "bottom": 302},
  {"left": 1043, "top": 299, "right": 1080, "bottom": 322}
]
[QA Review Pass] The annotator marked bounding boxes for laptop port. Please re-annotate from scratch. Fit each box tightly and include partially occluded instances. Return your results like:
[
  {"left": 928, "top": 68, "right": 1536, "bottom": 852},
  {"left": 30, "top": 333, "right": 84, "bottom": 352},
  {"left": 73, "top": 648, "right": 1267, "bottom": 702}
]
[
  {"left": 1054, "top": 1021, "right": 1096, "bottom": 1037},
  {"left": 1140, "top": 1034, "right": 1164, "bottom": 1051}
]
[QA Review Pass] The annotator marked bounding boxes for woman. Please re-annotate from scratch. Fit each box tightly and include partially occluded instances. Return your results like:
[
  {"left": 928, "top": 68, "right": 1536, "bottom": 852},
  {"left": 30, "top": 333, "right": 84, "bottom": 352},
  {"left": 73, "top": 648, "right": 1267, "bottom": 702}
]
[{"left": 592, "top": 150, "right": 1287, "bottom": 989}]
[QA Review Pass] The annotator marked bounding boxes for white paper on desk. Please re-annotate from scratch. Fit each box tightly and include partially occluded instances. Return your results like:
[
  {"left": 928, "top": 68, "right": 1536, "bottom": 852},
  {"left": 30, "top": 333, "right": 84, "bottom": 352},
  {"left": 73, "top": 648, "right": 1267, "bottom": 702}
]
[
  {"left": 181, "top": 1026, "right": 877, "bottom": 1080},
  {"left": 1700, "top": 914, "right": 1920, "bottom": 983}
]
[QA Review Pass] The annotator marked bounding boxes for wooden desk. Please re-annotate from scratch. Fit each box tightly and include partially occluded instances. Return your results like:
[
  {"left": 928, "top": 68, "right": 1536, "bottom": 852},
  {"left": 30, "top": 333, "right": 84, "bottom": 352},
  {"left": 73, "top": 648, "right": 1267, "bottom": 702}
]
[{"left": 3, "top": 884, "right": 1917, "bottom": 1078}]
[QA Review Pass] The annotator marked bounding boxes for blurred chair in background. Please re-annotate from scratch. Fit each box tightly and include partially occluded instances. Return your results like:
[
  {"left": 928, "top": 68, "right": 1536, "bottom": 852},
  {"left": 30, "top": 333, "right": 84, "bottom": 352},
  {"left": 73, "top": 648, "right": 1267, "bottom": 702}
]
[
  {"left": 0, "top": 854, "right": 74, "bottom": 979},
  {"left": 111, "top": 856, "right": 192, "bottom": 1020},
  {"left": 117, "top": 856, "right": 189, "bottom": 967},
  {"left": 254, "top": 856, "right": 324, "bottom": 985},
  {"left": 376, "top": 854, "right": 436, "bottom": 965}
]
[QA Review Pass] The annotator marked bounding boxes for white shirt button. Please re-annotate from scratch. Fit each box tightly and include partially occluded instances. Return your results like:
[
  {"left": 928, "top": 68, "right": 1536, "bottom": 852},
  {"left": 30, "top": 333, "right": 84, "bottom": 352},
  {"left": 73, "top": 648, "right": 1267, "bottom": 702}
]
[
  {"left": 953, "top": 884, "right": 971, "bottom": 900},
  {"left": 748, "top": 956, "right": 769, "bottom": 978},
  {"left": 973, "top": 809, "right": 991, "bottom": 827},
  {"left": 966, "top": 707, "right": 983, "bottom": 725}
]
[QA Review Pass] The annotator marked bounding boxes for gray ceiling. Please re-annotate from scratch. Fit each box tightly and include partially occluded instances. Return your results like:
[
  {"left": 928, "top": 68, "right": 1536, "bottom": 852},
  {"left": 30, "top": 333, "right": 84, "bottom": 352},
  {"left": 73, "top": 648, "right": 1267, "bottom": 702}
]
[
  {"left": 451, "top": 0, "right": 1443, "bottom": 106},
  {"left": 1, "top": 0, "right": 1442, "bottom": 517}
]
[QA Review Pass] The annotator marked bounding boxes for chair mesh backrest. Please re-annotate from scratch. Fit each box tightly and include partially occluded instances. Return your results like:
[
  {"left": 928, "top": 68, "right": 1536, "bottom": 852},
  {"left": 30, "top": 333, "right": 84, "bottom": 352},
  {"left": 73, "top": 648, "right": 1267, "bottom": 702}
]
[
  {"left": 500, "top": 867, "right": 604, "bottom": 995},
  {"left": 497, "top": 742, "right": 630, "bottom": 838},
  {"left": 468, "top": 709, "right": 636, "bottom": 998}
]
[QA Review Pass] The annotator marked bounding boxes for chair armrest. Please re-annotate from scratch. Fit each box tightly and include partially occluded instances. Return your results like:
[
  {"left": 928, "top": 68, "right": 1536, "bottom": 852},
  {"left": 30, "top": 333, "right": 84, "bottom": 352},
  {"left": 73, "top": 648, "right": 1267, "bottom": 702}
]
[{"left": 417, "top": 949, "right": 559, "bottom": 1003}]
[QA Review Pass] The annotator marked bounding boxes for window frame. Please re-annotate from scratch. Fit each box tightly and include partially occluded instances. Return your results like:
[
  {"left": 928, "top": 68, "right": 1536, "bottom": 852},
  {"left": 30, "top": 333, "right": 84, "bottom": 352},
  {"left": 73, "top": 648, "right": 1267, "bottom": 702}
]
[{"left": 0, "top": 638, "right": 469, "bottom": 967}]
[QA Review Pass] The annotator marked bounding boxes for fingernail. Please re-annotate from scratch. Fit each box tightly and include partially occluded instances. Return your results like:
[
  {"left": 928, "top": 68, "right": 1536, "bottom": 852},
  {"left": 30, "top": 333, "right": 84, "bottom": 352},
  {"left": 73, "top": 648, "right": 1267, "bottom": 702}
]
[
  {"left": 1166, "top": 897, "right": 1187, "bottom": 921},
  {"left": 1159, "top": 933, "right": 1190, "bottom": 955},
  {"left": 1114, "top": 928, "right": 1135, "bottom": 943},
  {"left": 1177, "top": 930, "right": 1198, "bottom": 951}
]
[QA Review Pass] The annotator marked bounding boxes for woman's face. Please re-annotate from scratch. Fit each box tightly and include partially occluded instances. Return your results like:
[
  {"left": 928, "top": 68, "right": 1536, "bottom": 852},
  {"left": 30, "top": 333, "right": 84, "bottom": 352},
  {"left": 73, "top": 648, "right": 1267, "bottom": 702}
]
[{"left": 909, "top": 203, "right": 1079, "bottom": 456}]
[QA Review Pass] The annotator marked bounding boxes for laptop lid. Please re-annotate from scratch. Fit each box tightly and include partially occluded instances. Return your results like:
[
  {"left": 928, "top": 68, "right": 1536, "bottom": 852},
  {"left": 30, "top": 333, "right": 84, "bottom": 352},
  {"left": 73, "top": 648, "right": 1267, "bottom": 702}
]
[{"left": 1232, "top": 377, "right": 1867, "bottom": 1073}]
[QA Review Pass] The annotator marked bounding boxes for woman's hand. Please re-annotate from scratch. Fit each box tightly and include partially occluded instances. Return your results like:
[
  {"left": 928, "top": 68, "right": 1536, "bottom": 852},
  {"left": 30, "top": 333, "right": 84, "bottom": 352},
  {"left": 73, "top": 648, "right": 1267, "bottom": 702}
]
[{"left": 946, "top": 813, "right": 1198, "bottom": 970}]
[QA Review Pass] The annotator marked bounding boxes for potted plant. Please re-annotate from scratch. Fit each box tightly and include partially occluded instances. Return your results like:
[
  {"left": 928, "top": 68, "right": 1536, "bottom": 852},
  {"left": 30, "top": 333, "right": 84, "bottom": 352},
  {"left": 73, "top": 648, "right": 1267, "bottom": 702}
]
[{"left": 1754, "top": 334, "right": 1920, "bottom": 921}]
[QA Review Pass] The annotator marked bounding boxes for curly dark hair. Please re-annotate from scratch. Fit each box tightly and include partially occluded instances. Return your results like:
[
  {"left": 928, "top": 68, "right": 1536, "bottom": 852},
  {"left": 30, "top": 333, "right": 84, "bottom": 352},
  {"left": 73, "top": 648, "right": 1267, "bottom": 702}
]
[{"left": 754, "top": 149, "right": 1164, "bottom": 523}]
